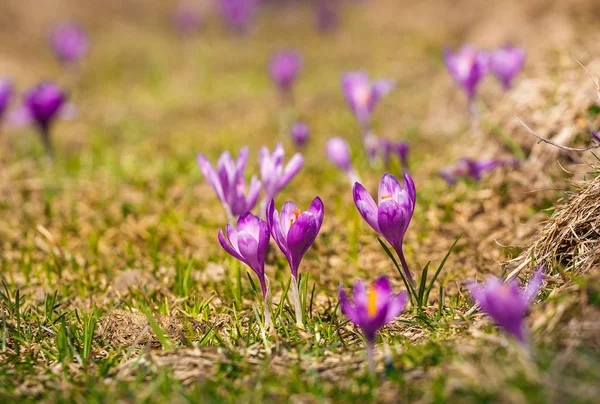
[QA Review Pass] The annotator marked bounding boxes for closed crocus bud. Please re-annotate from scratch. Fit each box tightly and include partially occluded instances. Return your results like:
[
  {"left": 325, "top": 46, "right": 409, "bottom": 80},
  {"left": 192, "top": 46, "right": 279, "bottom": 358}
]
[
  {"left": 50, "top": 22, "right": 90, "bottom": 65},
  {"left": 290, "top": 121, "right": 310, "bottom": 148},
  {"left": 443, "top": 45, "right": 488, "bottom": 101},
  {"left": 218, "top": 212, "right": 272, "bottom": 327},
  {"left": 314, "top": 0, "right": 340, "bottom": 33},
  {"left": 340, "top": 277, "right": 408, "bottom": 374},
  {"left": 489, "top": 45, "right": 526, "bottom": 90},
  {"left": 468, "top": 266, "right": 545, "bottom": 345},
  {"left": 217, "top": 0, "right": 258, "bottom": 33},
  {"left": 0, "top": 79, "right": 13, "bottom": 123},
  {"left": 173, "top": 3, "right": 203, "bottom": 36},
  {"left": 353, "top": 173, "right": 416, "bottom": 285},
  {"left": 269, "top": 50, "right": 302, "bottom": 94}
]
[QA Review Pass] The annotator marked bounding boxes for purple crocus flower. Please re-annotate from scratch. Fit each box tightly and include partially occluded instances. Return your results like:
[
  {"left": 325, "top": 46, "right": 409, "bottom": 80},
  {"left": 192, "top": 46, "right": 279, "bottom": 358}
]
[
  {"left": 269, "top": 50, "right": 302, "bottom": 95},
  {"left": 353, "top": 173, "right": 416, "bottom": 285},
  {"left": 382, "top": 139, "right": 409, "bottom": 170},
  {"left": 439, "top": 157, "right": 518, "bottom": 185},
  {"left": 468, "top": 266, "right": 545, "bottom": 344},
  {"left": 10, "top": 82, "right": 68, "bottom": 156},
  {"left": 443, "top": 45, "right": 488, "bottom": 101},
  {"left": 0, "top": 79, "right": 13, "bottom": 123},
  {"left": 339, "top": 277, "right": 408, "bottom": 374},
  {"left": 267, "top": 196, "right": 324, "bottom": 326},
  {"left": 217, "top": 0, "right": 258, "bottom": 33},
  {"left": 259, "top": 143, "right": 304, "bottom": 215},
  {"left": 50, "top": 22, "right": 90, "bottom": 65},
  {"left": 173, "top": 3, "right": 203, "bottom": 36},
  {"left": 326, "top": 137, "right": 360, "bottom": 185},
  {"left": 218, "top": 212, "right": 272, "bottom": 327},
  {"left": 489, "top": 45, "right": 526, "bottom": 90},
  {"left": 591, "top": 130, "right": 599, "bottom": 143},
  {"left": 341, "top": 71, "right": 395, "bottom": 131},
  {"left": 290, "top": 121, "right": 310, "bottom": 148},
  {"left": 197, "top": 147, "right": 262, "bottom": 222}
]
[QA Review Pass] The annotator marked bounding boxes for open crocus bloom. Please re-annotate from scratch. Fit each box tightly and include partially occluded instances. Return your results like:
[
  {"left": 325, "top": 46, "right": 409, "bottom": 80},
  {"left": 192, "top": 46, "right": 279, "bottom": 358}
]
[
  {"left": 340, "top": 277, "right": 408, "bottom": 342},
  {"left": 50, "top": 22, "right": 90, "bottom": 65},
  {"left": 259, "top": 143, "right": 304, "bottom": 205},
  {"left": 269, "top": 50, "right": 302, "bottom": 94},
  {"left": 341, "top": 71, "right": 395, "bottom": 129},
  {"left": 468, "top": 266, "right": 545, "bottom": 344},
  {"left": 489, "top": 45, "right": 526, "bottom": 90},
  {"left": 218, "top": 212, "right": 272, "bottom": 326},
  {"left": 439, "top": 157, "right": 519, "bottom": 185},
  {"left": 443, "top": 45, "right": 488, "bottom": 100},
  {"left": 353, "top": 173, "right": 416, "bottom": 284},
  {"left": 197, "top": 147, "right": 262, "bottom": 221}
]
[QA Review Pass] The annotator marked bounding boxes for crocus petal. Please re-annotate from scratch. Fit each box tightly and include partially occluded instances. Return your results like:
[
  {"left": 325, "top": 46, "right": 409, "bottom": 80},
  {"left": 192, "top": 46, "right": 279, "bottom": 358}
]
[
  {"left": 307, "top": 197, "right": 325, "bottom": 235},
  {"left": 592, "top": 130, "right": 600, "bottom": 142},
  {"left": 378, "top": 173, "right": 402, "bottom": 203},
  {"left": 218, "top": 229, "right": 243, "bottom": 262},
  {"left": 372, "top": 276, "right": 392, "bottom": 314},
  {"left": 245, "top": 176, "right": 262, "bottom": 212},
  {"left": 524, "top": 265, "right": 545, "bottom": 304},
  {"left": 7, "top": 107, "right": 33, "bottom": 128},
  {"left": 352, "top": 279, "right": 368, "bottom": 312},
  {"left": 236, "top": 146, "right": 249, "bottom": 172},
  {"left": 267, "top": 199, "right": 290, "bottom": 257},
  {"left": 377, "top": 199, "right": 407, "bottom": 251},
  {"left": 237, "top": 212, "right": 260, "bottom": 239},
  {"left": 385, "top": 291, "right": 408, "bottom": 323},
  {"left": 286, "top": 212, "right": 318, "bottom": 277},
  {"left": 278, "top": 153, "right": 304, "bottom": 190},
  {"left": 225, "top": 224, "right": 240, "bottom": 253},
  {"left": 339, "top": 286, "right": 361, "bottom": 325},
  {"left": 256, "top": 219, "right": 271, "bottom": 273},
  {"left": 237, "top": 230, "right": 261, "bottom": 274},
  {"left": 353, "top": 182, "right": 381, "bottom": 233},
  {"left": 280, "top": 200, "right": 300, "bottom": 235},
  {"left": 197, "top": 153, "right": 225, "bottom": 203}
]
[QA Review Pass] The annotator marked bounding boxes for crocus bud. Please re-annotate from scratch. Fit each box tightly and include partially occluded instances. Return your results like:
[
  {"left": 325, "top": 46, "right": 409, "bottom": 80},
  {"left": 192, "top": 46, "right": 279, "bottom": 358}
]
[
  {"left": 489, "top": 45, "right": 526, "bottom": 90},
  {"left": 443, "top": 45, "right": 488, "bottom": 101},
  {"left": 0, "top": 79, "right": 13, "bottom": 123},
  {"left": 290, "top": 121, "right": 310, "bottom": 148},
  {"left": 353, "top": 173, "right": 416, "bottom": 285},
  {"left": 217, "top": 0, "right": 258, "bottom": 34},
  {"left": 173, "top": 3, "right": 203, "bottom": 36},
  {"left": 269, "top": 50, "right": 302, "bottom": 94},
  {"left": 468, "top": 266, "right": 545, "bottom": 344},
  {"left": 24, "top": 83, "right": 67, "bottom": 133},
  {"left": 50, "top": 22, "right": 90, "bottom": 65},
  {"left": 314, "top": 0, "right": 340, "bottom": 33},
  {"left": 218, "top": 212, "right": 272, "bottom": 327},
  {"left": 326, "top": 137, "right": 352, "bottom": 172}
]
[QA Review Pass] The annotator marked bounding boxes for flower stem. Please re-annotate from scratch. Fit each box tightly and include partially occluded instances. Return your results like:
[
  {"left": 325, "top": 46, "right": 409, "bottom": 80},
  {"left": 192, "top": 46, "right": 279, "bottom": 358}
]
[
  {"left": 263, "top": 277, "right": 272, "bottom": 329},
  {"left": 366, "top": 339, "right": 375, "bottom": 377},
  {"left": 39, "top": 127, "right": 54, "bottom": 160},
  {"left": 347, "top": 168, "right": 361, "bottom": 186},
  {"left": 397, "top": 248, "right": 416, "bottom": 288},
  {"left": 224, "top": 206, "right": 235, "bottom": 225},
  {"left": 290, "top": 275, "right": 304, "bottom": 328},
  {"left": 468, "top": 98, "right": 480, "bottom": 137}
]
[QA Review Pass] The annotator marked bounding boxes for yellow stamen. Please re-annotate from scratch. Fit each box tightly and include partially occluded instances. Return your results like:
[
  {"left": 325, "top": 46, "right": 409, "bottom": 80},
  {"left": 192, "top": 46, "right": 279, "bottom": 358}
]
[
  {"left": 367, "top": 286, "right": 377, "bottom": 318},
  {"left": 381, "top": 195, "right": 392, "bottom": 200},
  {"left": 289, "top": 209, "right": 302, "bottom": 227}
]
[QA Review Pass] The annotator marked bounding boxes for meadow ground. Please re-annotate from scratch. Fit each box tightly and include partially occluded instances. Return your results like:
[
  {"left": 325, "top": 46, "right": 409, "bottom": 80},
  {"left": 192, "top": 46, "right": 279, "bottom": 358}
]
[{"left": 1, "top": 0, "right": 600, "bottom": 402}]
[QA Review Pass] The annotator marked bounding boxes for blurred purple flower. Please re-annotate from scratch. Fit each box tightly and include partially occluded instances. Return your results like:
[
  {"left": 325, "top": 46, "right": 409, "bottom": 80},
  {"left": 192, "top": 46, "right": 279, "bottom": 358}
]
[
  {"left": 9, "top": 82, "right": 68, "bottom": 156},
  {"left": 382, "top": 139, "right": 409, "bottom": 170},
  {"left": 592, "top": 130, "right": 600, "bottom": 142},
  {"left": 259, "top": 143, "right": 303, "bottom": 213},
  {"left": 217, "top": 0, "right": 258, "bottom": 33},
  {"left": 197, "top": 147, "right": 262, "bottom": 221},
  {"left": 267, "top": 196, "right": 324, "bottom": 326},
  {"left": 173, "top": 3, "right": 203, "bottom": 36},
  {"left": 353, "top": 173, "right": 416, "bottom": 285},
  {"left": 341, "top": 71, "right": 395, "bottom": 130},
  {"left": 0, "top": 79, "right": 13, "bottom": 123},
  {"left": 363, "top": 132, "right": 380, "bottom": 163},
  {"left": 290, "top": 121, "right": 310, "bottom": 148},
  {"left": 269, "top": 50, "right": 302, "bottom": 94},
  {"left": 439, "top": 157, "right": 519, "bottom": 185},
  {"left": 443, "top": 45, "right": 488, "bottom": 100},
  {"left": 326, "top": 137, "right": 360, "bottom": 184},
  {"left": 314, "top": 0, "right": 340, "bottom": 33},
  {"left": 468, "top": 266, "right": 545, "bottom": 344},
  {"left": 218, "top": 212, "right": 272, "bottom": 327},
  {"left": 340, "top": 277, "right": 408, "bottom": 374},
  {"left": 50, "top": 22, "right": 90, "bottom": 65},
  {"left": 489, "top": 45, "right": 526, "bottom": 90}
]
